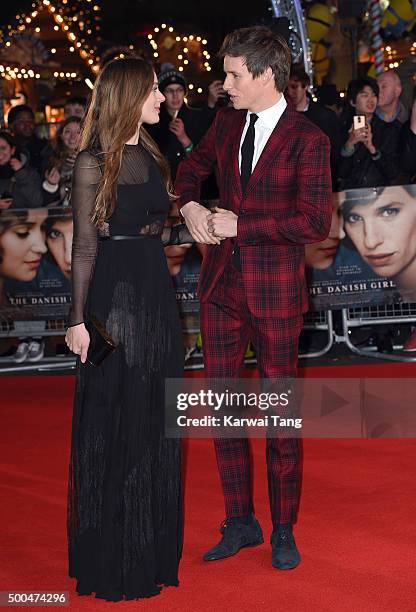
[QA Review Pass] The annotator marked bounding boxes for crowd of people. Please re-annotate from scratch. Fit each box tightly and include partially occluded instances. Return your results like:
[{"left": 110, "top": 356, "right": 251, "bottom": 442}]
[
  {"left": 1, "top": 63, "right": 416, "bottom": 362},
  {"left": 2, "top": 66, "right": 415, "bottom": 208},
  {"left": 1, "top": 67, "right": 415, "bottom": 211}
]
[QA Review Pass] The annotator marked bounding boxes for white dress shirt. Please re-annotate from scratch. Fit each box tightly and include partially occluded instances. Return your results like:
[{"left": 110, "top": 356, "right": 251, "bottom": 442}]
[{"left": 238, "top": 95, "right": 287, "bottom": 173}]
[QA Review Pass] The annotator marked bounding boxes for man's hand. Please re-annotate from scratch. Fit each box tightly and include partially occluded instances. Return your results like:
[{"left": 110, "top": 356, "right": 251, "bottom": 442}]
[
  {"left": 181, "top": 201, "right": 222, "bottom": 244},
  {"left": 207, "top": 80, "right": 226, "bottom": 108},
  {"left": 169, "top": 118, "right": 191, "bottom": 148},
  {"left": 207, "top": 207, "right": 238, "bottom": 238}
]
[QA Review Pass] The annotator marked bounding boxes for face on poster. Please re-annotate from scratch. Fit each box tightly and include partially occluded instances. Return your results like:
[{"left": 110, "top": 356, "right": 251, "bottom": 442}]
[
  {"left": 306, "top": 185, "right": 416, "bottom": 309},
  {"left": 0, "top": 208, "right": 48, "bottom": 285},
  {"left": 305, "top": 194, "right": 345, "bottom": 271},
  {"left": 0, "top": 207, "right": 73, "bottom": 313},
  {"left": 45, "top": 210, "right": 73, "bottom": 280},
  {"left": 342, "top": 185, "right": 416, "bottom": 303}
]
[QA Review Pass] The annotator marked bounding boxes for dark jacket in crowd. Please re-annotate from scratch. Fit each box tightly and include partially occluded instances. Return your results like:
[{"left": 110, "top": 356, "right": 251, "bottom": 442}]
[
  {"left": 399, "top": 121, "right": 416, "bottom": 182},
  {"left": 303, "top": 101, "right": 341, "bottom": 188},
  {"left": 146, "top": 103, "right": 216, "bottom": 180},
  {"left": 337, "top": 115, "right": 401, "bottom": 191},
  {"left": 0, "top": 154, "right": 44, "bottom": 209},
  {"left": 16, "top": 135, "right": 49, "bottom": 175}
]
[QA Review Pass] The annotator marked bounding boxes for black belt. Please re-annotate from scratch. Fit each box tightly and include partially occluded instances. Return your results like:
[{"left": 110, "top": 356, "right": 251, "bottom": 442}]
[{"left": 99, "top": 234, "right": 161, "bottom": 241}]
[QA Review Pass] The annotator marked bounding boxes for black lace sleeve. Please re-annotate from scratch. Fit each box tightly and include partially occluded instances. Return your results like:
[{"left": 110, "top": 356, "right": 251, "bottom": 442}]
[
  {"left": 161, "top": 223, "right": 195, "bottom": 246},
  {"left": 68, "top": 151, "right": 101, "bottom": 327}
]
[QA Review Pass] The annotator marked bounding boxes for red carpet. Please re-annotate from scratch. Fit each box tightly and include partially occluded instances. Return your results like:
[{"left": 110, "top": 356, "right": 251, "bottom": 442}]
[{"left": 1, "top": 365, "right": 416, "bottom": 611}]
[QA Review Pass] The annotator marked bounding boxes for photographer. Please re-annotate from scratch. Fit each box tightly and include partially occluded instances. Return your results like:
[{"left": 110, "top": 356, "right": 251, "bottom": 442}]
[{"left": 0, "top": 131, "right": 43, "bottom": 210}]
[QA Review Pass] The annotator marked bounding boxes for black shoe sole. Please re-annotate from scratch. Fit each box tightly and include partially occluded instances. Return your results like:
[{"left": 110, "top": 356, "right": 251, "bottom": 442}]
[{"left": 203, "top": 537, "right": 264, "bottom": 561}]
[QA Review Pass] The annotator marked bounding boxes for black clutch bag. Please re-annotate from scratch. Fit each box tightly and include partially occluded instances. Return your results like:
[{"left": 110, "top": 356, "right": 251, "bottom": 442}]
[{"left": 86, "top": 315, "right": 117, "bottom": 366}]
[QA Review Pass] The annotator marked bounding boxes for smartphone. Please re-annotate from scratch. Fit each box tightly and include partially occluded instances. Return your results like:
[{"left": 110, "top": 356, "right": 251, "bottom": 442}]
[{"left": 353, "top": 115, "right": 366, "bottom": 130}]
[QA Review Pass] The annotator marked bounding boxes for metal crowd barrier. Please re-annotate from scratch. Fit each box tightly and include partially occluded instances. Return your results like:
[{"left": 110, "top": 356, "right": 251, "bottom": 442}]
[
  {"left": 298, "top": 310, "right": 334, "bottom": 359},
  {"left": 341, "top": 303, "right": 416, "bottom": 362},
  {"left": 2, "top": 306, "right": 416, "bottom": 373},
  {"left": 0, "top": 317, "right": 76, "bottom": 373},
  {"left": 0, "top": 311, "right": 336, "bottom": 374}
]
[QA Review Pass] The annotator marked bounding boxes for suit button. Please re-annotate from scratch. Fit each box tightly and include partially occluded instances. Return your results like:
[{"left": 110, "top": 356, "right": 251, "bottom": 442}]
[{"left": 240, "top": 209, "right": 246, "bottom": 214}]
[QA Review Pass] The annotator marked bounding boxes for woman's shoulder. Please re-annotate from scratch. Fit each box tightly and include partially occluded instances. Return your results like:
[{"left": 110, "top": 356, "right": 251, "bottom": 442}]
[
  {"left": 76, "top": 149, "right": 100, "bottom": 166},
  {"left": 73, "top": 149, "right": 102, "bottom": 185}
]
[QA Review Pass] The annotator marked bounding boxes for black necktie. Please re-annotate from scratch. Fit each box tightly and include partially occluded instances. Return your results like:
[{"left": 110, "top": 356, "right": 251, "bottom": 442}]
[
  {"left": 240, "top": 113, "right": 258, "bottom": 193},
  {"left": 232, "top": 113, "right": 258, "bottom": 270}
]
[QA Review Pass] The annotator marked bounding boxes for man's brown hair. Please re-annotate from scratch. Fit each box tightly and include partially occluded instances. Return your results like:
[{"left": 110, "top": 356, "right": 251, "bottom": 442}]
[
  {"left": 289, "top": 65, "right": 310, "bottom": 89},
  {"left": 219, "top": 26, "right": 292, "bottom": 92}
]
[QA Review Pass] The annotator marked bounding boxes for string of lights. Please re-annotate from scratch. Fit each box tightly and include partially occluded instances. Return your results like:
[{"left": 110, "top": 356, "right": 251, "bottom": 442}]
[{"left": 0, "top": 0, "right": 102, "bottom": 80}]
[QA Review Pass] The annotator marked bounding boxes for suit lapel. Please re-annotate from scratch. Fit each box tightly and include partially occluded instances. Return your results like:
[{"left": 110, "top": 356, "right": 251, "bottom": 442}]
[{"left": 244, "top": 106, "right": 295, "bottom": 197}]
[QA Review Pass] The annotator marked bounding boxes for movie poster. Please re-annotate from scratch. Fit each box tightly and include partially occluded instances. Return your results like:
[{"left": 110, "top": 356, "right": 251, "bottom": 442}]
[
  {"left": 305, "top": 185, "right": 416, "bottom": 310},
  {"left": 0, "top": 207, "right": 71, "bottom": 332},
  {"left": 2, "top": 185, "right": 415, "bottom": 337}
]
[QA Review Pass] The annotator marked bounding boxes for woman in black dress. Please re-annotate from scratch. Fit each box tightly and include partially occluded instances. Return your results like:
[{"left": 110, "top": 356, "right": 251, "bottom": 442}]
[{"left": 65, "top": 58, "right": 184, "bottom": 601}]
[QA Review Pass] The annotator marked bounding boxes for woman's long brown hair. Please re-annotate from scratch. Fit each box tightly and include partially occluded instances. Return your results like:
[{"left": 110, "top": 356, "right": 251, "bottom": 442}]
[{"left": 79, "top": 57, "right": 173, "bottom": 228}]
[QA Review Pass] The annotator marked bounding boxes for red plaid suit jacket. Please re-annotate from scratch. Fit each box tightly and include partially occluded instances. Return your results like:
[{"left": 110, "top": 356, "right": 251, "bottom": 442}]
[{"left": 175, "top": 104, "right": 332, "bottom": 317}]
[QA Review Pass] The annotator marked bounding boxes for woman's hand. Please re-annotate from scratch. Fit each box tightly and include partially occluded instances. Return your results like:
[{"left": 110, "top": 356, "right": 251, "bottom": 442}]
[
  {"left": 10, "top": 157, "right": 23, "bottom": 172},
  {"left": 65, "top": 323, "right": 90, "bottom": 363},
  {"left": 45, "top": 167, "right": 61, "bottom": 185}
]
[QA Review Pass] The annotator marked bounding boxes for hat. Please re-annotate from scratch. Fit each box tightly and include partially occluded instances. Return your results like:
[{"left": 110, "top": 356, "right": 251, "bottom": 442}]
[{"left": 158, "top": 64, "right": 187, "bottom": 94}]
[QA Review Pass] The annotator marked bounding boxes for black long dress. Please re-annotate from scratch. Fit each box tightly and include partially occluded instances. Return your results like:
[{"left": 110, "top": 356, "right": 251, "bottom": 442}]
[{"left": 67, "top": 142, "right": 183, "bottom": 601}]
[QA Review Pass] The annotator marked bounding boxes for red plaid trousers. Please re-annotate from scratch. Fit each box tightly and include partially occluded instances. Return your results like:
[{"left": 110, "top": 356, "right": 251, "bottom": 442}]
[{"left": 200, "top": 261, "right": 303, "bottom": 526}]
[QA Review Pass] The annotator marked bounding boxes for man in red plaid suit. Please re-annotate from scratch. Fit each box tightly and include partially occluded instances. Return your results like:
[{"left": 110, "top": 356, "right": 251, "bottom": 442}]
[{"left": 175, "top": 27, "right": 332, "bottom": 570}]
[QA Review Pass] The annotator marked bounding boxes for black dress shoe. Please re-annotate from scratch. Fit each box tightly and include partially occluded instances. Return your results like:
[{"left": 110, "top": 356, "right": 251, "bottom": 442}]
[
  {"left": 203, "top": 515, "right": 263, "bottom": 561},
  {"left": 271, "top": 524, "right": 301, "bottom": 570}
]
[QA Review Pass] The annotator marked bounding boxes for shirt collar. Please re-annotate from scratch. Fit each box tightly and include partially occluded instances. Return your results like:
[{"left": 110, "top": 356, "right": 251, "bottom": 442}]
[
  {"left": 375, "top": 105, "right": 400, "bottom": 123},
  {"left": 246, "top": 95, "right": 287, "bottom": 130}
]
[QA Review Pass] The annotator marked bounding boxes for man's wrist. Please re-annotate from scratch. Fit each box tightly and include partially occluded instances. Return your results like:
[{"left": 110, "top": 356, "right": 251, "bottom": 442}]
[{"left": 180, "top": 201, "right": 197, "bottom": 218}]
